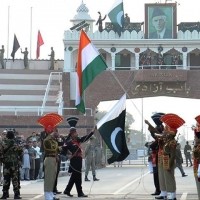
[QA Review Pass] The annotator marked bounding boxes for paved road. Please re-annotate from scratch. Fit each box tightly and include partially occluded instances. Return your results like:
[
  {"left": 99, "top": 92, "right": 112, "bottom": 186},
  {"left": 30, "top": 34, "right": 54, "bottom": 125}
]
[{"left": 2, "top": 165, "right": 199, "bottom": 200}]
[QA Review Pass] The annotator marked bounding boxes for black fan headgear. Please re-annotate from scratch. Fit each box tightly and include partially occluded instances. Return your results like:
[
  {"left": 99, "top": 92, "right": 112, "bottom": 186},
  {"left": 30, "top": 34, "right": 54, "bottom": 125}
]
[
  {"left": 151, "top": 112, "right": 165, "bottom": 126},
  {"left": 67, "top": 117, "right": 79, "bottom": 134}
]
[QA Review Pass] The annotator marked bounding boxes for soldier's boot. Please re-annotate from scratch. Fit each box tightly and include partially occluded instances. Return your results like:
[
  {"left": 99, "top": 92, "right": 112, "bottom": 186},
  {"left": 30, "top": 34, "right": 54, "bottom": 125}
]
[
  {"left": 93, "top": 175, "right": 99, "bottom": 181},
  {"left": 14, "top": 191, "right": 22, "bottom": 199},
  {"left": 0, "top": 192, "right": 9, "bottom": 199},
  {"left": 85, "top": 176, "right": 90, "bottom": 181}
]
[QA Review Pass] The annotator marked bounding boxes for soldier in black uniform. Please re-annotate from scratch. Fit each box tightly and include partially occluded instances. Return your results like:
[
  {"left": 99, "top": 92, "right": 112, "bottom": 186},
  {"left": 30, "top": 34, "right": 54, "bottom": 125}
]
[
  {"left": 62, "top": 117, "right": 96, "bottom": 198},
  {"left": 0, "top": 130, "right": 23, "bottom": 199},
  {"left": 145, "top": 112, "right": 165, "bottom": 197}
]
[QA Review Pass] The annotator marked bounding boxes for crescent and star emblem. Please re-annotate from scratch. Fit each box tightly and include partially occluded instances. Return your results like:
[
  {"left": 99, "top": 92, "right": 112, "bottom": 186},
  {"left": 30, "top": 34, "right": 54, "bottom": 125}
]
[
  {"left": 116, "top": 11, "right": 124, "bottom": 27},
  {"left": 111, "top": 127, "right": 123, "bottom": 153}
]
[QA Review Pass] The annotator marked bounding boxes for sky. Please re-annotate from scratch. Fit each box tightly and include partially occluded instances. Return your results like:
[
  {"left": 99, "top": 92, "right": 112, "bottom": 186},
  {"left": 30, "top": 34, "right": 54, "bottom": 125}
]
[{"left": 0, "top": 0, "right": 200, "bottom": 60}]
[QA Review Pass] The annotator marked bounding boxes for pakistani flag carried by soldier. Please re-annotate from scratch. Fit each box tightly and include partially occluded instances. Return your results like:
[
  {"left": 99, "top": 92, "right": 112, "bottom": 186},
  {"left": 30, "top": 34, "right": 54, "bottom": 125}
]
[{"left": 97, "top": 94, "right": 129, "bottom": 164}]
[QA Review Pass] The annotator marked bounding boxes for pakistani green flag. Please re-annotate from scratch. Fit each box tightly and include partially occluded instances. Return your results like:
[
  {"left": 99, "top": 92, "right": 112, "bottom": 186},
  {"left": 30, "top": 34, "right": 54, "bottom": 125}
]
[
  {"left": 108, "top": 0, "right": 124, "bottom": 36},
  {"left": 97, "top": 94, "right": 129, "bottom": 164}
]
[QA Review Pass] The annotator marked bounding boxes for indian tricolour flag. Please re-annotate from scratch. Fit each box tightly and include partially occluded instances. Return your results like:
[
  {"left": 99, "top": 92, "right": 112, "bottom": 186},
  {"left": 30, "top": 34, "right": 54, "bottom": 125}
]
[{"left": 75, "top": 30, "right": 108, "bottom": 113}]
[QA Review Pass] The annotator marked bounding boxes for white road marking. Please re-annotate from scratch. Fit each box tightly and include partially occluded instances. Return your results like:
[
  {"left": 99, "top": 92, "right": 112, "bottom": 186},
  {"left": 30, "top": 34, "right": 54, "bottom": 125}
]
[
  {"left": 180, "top": 192, "right": 188, "bottom": 200},
  {"left": 113, "top": 172, "right": 149, "bottom": 194},
  {"left": 30, "top": 194, "right": 44, "bottom": 199}
]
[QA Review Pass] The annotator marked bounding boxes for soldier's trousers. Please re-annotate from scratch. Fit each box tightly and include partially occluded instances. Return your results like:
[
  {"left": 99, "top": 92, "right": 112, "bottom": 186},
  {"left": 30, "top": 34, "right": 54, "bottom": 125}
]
[{"left": 2, "top": 164, "right": 20, "bottom": 195}]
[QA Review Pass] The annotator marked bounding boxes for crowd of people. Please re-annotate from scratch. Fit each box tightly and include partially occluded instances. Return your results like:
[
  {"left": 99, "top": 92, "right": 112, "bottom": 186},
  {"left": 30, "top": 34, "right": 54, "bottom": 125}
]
[{"left": 145, "top": 113, "right": 200, "bottom": 200}]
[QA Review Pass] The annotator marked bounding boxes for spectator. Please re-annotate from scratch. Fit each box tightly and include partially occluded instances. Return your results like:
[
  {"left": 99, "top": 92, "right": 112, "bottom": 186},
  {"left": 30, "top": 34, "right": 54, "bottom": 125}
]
[
  {"left": 27, "top": 141, "right": 36, "bottom": 180},
  {"left": 32, "top": 140, "right": 42, "bottom": 180},
  {"left": 184, "top": 141, "right": 193, "bottom": 167},
  {"left": 21, "top": 148, "right": 30, "bottom": 181}
]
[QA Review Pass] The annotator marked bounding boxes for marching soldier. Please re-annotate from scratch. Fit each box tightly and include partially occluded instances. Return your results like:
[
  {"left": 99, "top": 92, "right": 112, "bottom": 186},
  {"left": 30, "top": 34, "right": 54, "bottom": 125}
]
[
  {"left": 160, "top": 113, "right": 185, "bottom": 200},
  {"left": 192, "top": 115, "right": 200, "bottom": 199},
  {"left": 62, "top": 117, "right": 96, "bottom": 198},
  {"left": 0, "top": 129, "right": 23, "bottom": 199},
  {"left": 37, "top": 112, "right": 63, "bottom": 200}
]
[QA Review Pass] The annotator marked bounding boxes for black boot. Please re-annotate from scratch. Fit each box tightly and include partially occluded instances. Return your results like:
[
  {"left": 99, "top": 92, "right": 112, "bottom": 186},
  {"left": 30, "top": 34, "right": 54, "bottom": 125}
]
[
  {"left": 0, "top": 192, "right": 9, "bottom": 199},
  {"left": 14, "top": 195, "right": 22, "bottom": 199},
  {"left": 14, "top": 192, "right": 22, "bottom": 199},
  {"left": 85, "top": 176, "right": 90, "bottom": 181},
  {"left": 78, "top": 193, "right": 88, "bottom": 197},
  {"left": 93, "top": 175, "right": 99, "bottom": 181},
  {"left": 63, "top": 189, "right": 73, "bottom": 197}
]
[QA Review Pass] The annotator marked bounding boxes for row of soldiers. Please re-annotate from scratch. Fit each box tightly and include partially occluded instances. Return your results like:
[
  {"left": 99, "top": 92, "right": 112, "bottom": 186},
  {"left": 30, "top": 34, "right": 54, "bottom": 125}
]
[
  {"left": 0, "top": 45, "right": 55, "bottom": 70},
  {"left": 144, "top": 112, "right": 200, "bottom": 200}
]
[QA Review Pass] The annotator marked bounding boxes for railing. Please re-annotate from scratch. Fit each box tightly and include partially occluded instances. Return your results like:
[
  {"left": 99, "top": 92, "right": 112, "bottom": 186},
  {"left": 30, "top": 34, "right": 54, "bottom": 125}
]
[
  {"left": 0, "top": 106, "right": 93, "bottom": 116},
  {"left": 139, "top": 65, "right": 183, "bottom": 70},
  {"left": 41, "top": 72, "right": 62, "bottom": 115}
]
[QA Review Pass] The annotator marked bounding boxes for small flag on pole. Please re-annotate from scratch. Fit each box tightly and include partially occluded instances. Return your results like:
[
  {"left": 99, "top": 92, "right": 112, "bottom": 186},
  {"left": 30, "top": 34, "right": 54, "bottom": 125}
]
[
  {"left": 11, "top": 34, "right": 20, "bottom": 62},
  {"left": 75, "top": 30, "right": 108, "bottom": 114},
  {"left": 36, "top": 30, "right": 44, "bottom": 59}
]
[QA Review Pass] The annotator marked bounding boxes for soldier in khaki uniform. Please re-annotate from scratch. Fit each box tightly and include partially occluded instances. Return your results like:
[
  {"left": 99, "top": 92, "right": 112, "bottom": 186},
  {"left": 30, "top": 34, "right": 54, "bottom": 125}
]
[
  {"left": 160, "top": 113, "right": 185, "bottom": 200},
  {"left": 38, "top": 113, "right": 63, "bottom": 200},
  {"left": 84, "top": 136, "right": 99, "bottom": 182},
  {"left": 192, "top": 115, "right": 200, "bottom": 199}
]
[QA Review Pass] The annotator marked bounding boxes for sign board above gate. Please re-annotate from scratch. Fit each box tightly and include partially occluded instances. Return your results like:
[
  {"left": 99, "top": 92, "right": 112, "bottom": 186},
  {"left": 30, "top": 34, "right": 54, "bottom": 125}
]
[{"left": 134, "top": 70, "right": 187, "bottom": 82}]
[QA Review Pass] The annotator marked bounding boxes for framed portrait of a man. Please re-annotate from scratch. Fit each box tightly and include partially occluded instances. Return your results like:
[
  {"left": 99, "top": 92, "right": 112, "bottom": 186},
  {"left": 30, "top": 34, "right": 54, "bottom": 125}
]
[{"left": 145, "top": 3, "right": 177, "bottom": 39}]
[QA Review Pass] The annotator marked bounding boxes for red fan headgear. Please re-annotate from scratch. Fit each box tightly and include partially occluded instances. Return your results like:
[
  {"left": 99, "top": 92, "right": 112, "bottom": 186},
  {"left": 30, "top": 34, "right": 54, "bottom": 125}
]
[
  {"left": 160, "top": 113, "right": 185, "bottom": 134},
  {"left": 37, "top": 113, "right": 63, "bottom": 134},
  {"left": 195, "top": 115, "right": 200, "bottom": 124},
  {"left": 194, "top": 115, "right": 200, "bottom": 139}
]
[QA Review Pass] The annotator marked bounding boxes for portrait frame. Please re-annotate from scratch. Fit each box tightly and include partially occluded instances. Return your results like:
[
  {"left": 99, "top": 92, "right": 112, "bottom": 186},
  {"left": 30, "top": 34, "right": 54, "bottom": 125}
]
[{"left": 145, "top": 3, "right": 177, "bottom": 39}]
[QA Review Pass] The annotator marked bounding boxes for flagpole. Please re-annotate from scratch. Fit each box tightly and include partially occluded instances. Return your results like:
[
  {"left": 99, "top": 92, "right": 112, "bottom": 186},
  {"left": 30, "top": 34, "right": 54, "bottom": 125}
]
[
  {"left": 30, "top": 6, "right": 33, "bottom": 59},
  {"left": 141, "top": 98, "right": 145, "bottom": 165},
  {"left": 7, "top": 6, "right": 10, "bottom": 60}
]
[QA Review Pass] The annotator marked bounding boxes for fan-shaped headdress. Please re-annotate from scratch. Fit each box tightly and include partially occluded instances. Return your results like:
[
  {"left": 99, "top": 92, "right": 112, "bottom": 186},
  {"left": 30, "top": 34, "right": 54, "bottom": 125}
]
[
  {"left": 37, "top": 113, "right": 63, "bottom": 134},
  {"left": 151, "top": 112, "right": 165, "bottom": 126},
  {"left": 160, "top": 113, "right": 185, "bottom": 134},
  {"left": 66, "top": 117, "right": 79, "bottom": 134}
]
